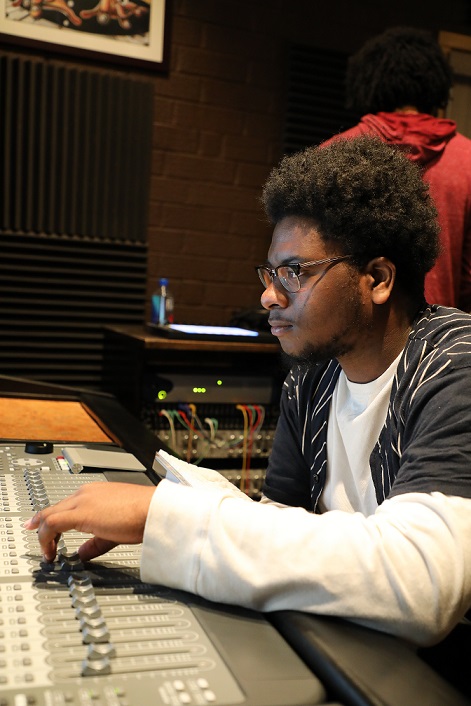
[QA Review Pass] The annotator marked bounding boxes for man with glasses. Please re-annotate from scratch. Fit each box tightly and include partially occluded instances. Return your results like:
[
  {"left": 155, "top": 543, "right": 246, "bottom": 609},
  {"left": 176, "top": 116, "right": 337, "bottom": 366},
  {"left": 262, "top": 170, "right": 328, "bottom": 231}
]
[{"left": 26, "top": 136, "right": 471, "bottom": 647}]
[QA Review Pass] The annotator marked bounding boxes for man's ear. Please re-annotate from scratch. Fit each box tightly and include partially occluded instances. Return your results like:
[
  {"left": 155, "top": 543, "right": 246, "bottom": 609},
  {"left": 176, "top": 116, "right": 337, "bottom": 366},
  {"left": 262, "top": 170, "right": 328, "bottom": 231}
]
[{"left": 365, "top": 257, "right": 396, "bottom": 304}]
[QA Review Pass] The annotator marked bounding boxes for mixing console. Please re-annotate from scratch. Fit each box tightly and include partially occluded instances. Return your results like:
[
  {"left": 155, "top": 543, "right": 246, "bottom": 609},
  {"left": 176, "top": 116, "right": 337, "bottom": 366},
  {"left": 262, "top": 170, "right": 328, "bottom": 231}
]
[{"left": 0, "top": 443, "right": 326, "bottom": 706}]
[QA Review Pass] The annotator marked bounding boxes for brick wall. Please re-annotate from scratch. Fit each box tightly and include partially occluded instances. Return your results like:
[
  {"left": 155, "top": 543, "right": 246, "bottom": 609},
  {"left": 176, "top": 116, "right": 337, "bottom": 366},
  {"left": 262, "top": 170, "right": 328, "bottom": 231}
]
[{"left": 145, "top": 0, "right": 471, "bottom": 326}]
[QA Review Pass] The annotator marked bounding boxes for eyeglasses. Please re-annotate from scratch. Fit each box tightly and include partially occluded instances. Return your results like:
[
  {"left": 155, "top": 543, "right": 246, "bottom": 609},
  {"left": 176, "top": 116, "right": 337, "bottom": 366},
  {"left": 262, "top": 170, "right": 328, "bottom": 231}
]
[{"left": 255, "top": 256, "right": 352, "bottom": 293}]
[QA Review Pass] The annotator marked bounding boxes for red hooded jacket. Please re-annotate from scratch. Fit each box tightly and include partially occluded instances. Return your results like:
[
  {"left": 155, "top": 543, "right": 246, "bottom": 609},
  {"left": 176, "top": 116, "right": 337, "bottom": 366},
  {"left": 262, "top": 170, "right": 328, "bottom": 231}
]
[{"left": 328, "top": 113, "right": 471, "bottom": 311}]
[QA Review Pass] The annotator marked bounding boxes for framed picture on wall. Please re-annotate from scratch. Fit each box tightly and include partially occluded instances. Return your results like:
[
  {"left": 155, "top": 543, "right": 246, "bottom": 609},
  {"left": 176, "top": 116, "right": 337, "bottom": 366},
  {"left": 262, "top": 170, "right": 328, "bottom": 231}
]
[{"left": 0, "top": 0, "right": 169, "bottom": 71}]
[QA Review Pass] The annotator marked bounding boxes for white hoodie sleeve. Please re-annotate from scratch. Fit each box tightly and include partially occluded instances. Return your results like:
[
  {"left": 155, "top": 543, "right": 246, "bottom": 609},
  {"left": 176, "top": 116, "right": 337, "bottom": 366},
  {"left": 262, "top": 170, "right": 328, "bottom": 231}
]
[{"left": 141, "top": 479, "right": 471, "bottom": 646}]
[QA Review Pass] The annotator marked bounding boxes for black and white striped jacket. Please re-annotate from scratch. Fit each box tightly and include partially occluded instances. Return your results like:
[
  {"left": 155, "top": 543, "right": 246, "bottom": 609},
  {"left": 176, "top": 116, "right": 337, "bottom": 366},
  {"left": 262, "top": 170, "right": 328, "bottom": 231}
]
[{"left": 263, "top": 306, "right": 471, "bottom": 512}]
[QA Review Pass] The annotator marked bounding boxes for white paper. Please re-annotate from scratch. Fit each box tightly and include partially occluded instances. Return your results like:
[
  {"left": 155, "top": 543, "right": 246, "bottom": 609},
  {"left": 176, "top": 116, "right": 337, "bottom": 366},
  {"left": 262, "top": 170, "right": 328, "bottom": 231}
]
[{"left": 153, "top": 450, "right": 252, "bottom": 502}]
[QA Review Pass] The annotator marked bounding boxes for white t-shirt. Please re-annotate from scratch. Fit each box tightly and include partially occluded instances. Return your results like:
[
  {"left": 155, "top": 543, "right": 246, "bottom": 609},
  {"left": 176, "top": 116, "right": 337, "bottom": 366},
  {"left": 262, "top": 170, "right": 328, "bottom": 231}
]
[{"left": 321, "top": 353, "right": 402, "bottom": 515}]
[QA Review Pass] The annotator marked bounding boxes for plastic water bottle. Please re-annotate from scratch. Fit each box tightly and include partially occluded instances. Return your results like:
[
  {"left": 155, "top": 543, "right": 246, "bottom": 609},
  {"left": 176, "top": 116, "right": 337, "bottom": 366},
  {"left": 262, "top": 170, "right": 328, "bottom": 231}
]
[{"left": 151, "top": 278, "right": 174, "bottom": 325}]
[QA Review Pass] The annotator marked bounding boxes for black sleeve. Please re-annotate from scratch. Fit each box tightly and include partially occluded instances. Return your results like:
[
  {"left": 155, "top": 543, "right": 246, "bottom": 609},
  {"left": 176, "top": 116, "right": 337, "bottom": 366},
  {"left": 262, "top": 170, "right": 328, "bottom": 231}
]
[{"left": 389, "top": 365, "right": 471, "bottom": 499}]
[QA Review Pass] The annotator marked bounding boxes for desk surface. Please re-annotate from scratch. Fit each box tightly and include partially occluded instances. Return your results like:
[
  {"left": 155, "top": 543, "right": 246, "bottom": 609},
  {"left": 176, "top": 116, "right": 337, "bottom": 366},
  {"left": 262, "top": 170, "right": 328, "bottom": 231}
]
[{"left": 105, "top": 324, "right": 281, "bottom": 354}]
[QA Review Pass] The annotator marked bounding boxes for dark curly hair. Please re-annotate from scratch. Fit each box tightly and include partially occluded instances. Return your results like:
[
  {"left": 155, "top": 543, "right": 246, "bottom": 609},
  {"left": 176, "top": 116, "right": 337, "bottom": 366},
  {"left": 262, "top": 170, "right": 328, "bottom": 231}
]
[
  {"left": 345, "top": 26, "right": 453, "bottom": 115},
  {"left": 261, "top": 136, "right": 440, "bottom": 300}
]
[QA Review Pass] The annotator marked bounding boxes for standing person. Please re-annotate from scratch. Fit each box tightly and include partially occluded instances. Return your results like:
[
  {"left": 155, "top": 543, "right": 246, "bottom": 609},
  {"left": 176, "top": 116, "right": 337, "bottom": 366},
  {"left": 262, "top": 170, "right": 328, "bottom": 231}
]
[
  {"left": 326, "top": 26, "right": 471, "bottom": 311},
  {"left": 25, "top": 137, "right": 471, "bottom": 647}
]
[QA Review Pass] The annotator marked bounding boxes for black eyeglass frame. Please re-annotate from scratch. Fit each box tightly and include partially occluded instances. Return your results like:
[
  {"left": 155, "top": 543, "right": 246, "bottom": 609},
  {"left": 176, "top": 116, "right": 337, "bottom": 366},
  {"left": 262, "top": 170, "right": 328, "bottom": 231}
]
[{"left": 255, "top": 255, "right": 352, "bottom": 293}]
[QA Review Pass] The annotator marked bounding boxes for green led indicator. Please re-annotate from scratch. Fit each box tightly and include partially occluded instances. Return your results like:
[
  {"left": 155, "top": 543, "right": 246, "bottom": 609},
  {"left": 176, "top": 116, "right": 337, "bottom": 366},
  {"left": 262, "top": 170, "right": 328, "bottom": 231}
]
[
  {"left": 217, "top": 379, "right": 223, "bottom": 386},
  {"left": 193, "top": 387, "right": 207, "bottom": 394},
  {"left": 157, "top": 390, "right": 167, "bottom": 400}
]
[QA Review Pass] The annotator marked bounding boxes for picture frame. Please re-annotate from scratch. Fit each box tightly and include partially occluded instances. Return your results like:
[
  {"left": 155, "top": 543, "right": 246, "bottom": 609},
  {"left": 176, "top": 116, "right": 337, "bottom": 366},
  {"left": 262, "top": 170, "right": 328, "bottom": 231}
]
[{"left": 0, "top": 0, "right": 169, "bottom": 71}]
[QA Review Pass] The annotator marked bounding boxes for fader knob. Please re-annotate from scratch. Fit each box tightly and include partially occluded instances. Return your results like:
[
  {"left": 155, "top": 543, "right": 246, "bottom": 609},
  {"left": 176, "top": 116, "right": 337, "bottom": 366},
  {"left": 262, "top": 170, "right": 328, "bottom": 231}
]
[{"left": 81, "top": 657, "right": 111, "bottom": 676}]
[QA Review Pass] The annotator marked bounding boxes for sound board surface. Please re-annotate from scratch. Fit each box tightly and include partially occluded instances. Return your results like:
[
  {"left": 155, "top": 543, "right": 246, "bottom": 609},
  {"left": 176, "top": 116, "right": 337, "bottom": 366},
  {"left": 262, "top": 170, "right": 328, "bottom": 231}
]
[{"left": 0, "top": 442, "right": 327, "bottom": 706}]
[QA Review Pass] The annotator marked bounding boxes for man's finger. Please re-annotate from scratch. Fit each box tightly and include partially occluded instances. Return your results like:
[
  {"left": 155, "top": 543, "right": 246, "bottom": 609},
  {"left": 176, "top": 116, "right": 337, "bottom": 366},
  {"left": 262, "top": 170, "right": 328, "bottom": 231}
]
[
  {"left": 35, "top": 509, "right": 84, "bottom": 555},
  {"left": 23, "top": 514, "right": 41, "bottom": 530},
  {"left": 24, "top": 492, "right": 82, "bottom": 532},
  {"left": 42, "top": 534, "right": 61, "bottom": 563},
  {"left": 78, "top": 537, "right": 118, "bottom": 562}
]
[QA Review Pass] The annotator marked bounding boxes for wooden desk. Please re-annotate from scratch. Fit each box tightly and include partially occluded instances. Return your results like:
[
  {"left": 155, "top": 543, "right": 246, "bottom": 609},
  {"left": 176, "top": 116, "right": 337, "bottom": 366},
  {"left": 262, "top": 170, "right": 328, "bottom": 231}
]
[{"left": 102, "top": 324, "right": 283, "bottom": 415}]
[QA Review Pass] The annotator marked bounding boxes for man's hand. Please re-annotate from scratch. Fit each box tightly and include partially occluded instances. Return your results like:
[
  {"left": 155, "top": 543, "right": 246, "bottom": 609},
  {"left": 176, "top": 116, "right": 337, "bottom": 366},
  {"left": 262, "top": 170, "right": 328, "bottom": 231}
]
[{"left": 23, "top": 482, "right": 155, "bottom": 563}]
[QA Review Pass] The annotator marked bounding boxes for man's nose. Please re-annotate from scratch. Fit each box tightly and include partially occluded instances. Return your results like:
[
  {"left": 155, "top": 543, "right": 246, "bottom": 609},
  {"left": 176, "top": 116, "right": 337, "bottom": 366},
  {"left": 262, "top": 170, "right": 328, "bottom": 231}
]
[{"left": 260, "top": 281, "right": 289, "bottom": 310}]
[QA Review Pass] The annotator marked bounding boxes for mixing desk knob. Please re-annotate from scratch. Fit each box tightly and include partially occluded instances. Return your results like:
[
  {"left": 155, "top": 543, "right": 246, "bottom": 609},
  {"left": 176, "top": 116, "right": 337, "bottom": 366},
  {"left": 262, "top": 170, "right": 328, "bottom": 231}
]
[
  {"left": 81, "top": 656, "right": 111, "bottom": 676},
  {"left": 87, "top": 642, "right": 116, "bottom": 659},
  {"left": 25, "top": 441, "right": 54, "bottom": 454},
  {"left": 71, "top": 592, "right": 97, "bottom": 609},
  {"left": 26, "top": 479, "right": 43, "bottom": 488},
  {"left": 81, "top": 623, "right": 110, "bottom": 643},
  {"left": 59, "top": 552, "right": 84, "bottom": 571},
  {"left": 12, "top": 695, "right": 29, "bottom": 706},
  {"left": 68, "top": 572, "right": 92, "bottom": 587},
  {"left": 76, "top": 603, "right": 102, "bottom": 620},
  {"left": 69, "top": 582, "right": 94, "bottom": 598},
  {"left": 79, "top": 614, "right": 107, "bottom": 629}
]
